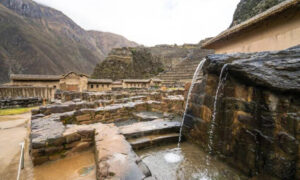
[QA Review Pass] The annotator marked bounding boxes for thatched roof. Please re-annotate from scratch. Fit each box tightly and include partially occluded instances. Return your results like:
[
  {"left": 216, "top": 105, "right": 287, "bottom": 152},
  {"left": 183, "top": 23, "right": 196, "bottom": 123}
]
[
  {"left": 123, "top": 79, "right": 151, "bottom": 83},
  {"left": 10, "top": 74, "right": 61, "bottom": 81},
  {"left": 202, "top": 0, "right": 299, "bottom": 48},
  {"left": 88, "top": 79, "right": 113, "bottom": 84}
]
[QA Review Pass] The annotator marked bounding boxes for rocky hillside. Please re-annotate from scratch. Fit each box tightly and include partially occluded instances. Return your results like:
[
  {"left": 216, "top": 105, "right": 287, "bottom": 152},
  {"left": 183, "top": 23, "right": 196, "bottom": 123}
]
[
  {"left": 230, "top": 0, "right": 285, "bottom": 27},
  {"left": 91, "top": 44, "right": 200, "bottom": 80},
  {"left": 0, "top": 0, "right": 137, "bottom": 83}
]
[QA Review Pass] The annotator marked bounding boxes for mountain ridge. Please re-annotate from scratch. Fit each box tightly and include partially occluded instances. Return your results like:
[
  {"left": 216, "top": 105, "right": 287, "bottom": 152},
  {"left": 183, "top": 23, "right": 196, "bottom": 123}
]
[{"left": 0, "top": 0, "right": 138, "bottom": 83}]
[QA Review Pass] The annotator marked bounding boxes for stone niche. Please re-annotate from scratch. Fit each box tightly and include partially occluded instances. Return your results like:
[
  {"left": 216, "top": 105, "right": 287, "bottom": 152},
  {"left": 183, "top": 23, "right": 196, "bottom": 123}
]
[{"left": 183, "top": 46, "right": 300, "bottom": 179}]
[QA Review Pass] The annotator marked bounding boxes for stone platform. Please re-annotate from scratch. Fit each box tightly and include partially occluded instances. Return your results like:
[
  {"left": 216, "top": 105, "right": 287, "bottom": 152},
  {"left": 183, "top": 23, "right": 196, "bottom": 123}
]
[{"left": 29, "top": 89, "right": 185, "bottom": 180}]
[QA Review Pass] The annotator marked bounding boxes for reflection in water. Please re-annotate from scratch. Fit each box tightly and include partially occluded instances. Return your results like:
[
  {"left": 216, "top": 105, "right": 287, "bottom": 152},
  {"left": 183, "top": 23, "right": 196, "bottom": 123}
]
[
  {"left": 137, "top": 142, "right": 247, "bottom": 180},
  {"left": 33, "top": 150, "right": 95, "bottom": 180}
]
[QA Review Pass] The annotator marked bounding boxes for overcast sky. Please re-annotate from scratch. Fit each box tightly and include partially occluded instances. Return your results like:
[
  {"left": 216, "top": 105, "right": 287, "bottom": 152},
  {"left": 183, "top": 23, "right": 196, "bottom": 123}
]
[{"left": 34, "top": 0, "right": 240, "bottom": 46}]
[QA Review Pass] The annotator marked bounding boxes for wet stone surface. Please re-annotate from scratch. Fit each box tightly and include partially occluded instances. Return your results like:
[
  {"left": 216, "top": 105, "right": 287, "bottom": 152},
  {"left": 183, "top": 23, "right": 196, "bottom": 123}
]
[
  {"left": 185, "top": 46, "right": 300, "bottom": 179},
  {"left": 137, "top": 142, "right": 247, "bottom": 180}
]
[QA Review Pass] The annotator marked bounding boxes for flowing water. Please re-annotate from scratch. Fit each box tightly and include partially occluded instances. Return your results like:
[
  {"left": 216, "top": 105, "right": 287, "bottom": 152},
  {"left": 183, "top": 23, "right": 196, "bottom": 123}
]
[
  {"left": 137, "top": 142, "right": 246, "bottom": 180},
  {"left": 178, "top": 58, "right": 207, "bottom": 146},
  {"left": 208, "top": 64, "right": 228, "bottom": 154}
]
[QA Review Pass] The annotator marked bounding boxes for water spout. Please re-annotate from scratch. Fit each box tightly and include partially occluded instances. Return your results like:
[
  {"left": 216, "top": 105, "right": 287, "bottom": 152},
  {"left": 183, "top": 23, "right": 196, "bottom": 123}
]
[
  {"left": 178, "top": 58, "right": 207, "bottom": 147},
  {"left": 208, "top": 64, "right": 228, "bottom": 154}
]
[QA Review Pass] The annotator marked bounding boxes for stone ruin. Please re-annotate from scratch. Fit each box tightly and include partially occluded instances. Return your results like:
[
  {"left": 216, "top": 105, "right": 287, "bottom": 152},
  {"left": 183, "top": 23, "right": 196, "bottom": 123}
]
[
  {"left": 28, "top": 46, "right": 300, "bottom": 179},
  {"left": 29, "top": 89, "right": 184, "bottom": 179},
  {"left": 183, "top": 46, "right": 300, "bottom": 179}
]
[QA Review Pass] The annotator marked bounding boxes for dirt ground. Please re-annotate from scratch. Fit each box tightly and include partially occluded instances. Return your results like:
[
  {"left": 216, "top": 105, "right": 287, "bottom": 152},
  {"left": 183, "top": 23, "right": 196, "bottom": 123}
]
[
  {"left": 0, "top": 113, "right": 30, "bottom": 180},
  {"left": 0, "top": 112, "right": 96, "bottom": 180}
]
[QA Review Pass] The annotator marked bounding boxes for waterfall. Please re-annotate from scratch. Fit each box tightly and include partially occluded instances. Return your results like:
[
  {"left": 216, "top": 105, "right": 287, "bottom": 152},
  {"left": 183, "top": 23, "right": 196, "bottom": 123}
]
[
  {"left": 208, "top": 64, "right": 228, "bottom": 154},
  {"left": 178, "top": 58, "right": 207, "bottom": 147}
]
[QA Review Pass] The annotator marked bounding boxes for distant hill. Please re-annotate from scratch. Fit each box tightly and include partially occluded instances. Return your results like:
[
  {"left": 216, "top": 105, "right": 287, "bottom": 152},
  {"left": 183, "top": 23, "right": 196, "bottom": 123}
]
[
  {"left": 230, "top": 0, "right": 285, "bottom": 27},
  {"left": 0, "top": 0, "right": 137, "bottom": 83}
]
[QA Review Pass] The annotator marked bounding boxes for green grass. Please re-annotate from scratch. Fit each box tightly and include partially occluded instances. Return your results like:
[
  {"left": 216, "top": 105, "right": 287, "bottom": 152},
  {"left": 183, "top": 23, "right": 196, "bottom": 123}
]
[{"left": 0, "top": 107, "right": 37, "bottom": 116}]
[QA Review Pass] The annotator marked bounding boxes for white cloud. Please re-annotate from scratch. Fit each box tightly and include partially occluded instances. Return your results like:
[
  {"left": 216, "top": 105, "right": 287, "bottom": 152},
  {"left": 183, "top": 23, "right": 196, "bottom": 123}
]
[{"left": 34, "top": 0, "right": 240, "bottom": 46}]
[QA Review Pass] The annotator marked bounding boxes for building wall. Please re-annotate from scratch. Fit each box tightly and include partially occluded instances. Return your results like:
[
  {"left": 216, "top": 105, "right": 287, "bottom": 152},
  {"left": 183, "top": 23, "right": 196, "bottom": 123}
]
[
  {"left": 122, "top": 82, "right": 150, "bottom": 89},
  {"left": 59, "top": 73, "right": 88, "bottom": 92},
  {"left": 150, "top": 81, "right": 162, "bottom": 87},
  {"left": 11, "top": 80, "right": 59, "bottom": 89},
  {"left": 87, "top": 83, "right": 112, "bottom": 92},
  {"left": 208, "top": 7, "right": 300, "bottom": 54},
  {"left": 0, "top": 86, "right": 54, "bottom": 100}
]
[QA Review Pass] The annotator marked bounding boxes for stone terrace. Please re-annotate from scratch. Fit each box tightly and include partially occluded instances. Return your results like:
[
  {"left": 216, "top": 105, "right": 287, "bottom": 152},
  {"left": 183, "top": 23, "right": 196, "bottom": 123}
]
[
  {"left": 30, "top": 89, "right": 185, "bottom": 180},
  {"left": 156, "top": 48, "right": 214, "bottom": 87}
]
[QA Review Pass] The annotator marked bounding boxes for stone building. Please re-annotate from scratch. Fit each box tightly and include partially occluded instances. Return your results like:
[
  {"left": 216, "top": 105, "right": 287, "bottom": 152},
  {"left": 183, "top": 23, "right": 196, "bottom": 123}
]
[
  {"left": 150, "top": 79, "right": 163, "bottom": 87},
  {"left": 59, "top": 72, "right": 88, "bottom": 92},
  {"left": 122, "top": 79, "right": 151, "bottom": 89},
  {"left": 87, "top": 79, "right": 113, "bottom": 92},
  {"left": 202, "top": 0, "right": 300, "bottom": 54},
  {"left": 10, "top": 72, "right": 89, "bottom": 92},
  {"left": 111, "top": 81, "right": 123, "bottom": 90},
  {"left": 10, "top": 74, "right": 60, "bottom": 89},
  {"left": 8, "top": 73, "right": 162, "bottom": 92}
]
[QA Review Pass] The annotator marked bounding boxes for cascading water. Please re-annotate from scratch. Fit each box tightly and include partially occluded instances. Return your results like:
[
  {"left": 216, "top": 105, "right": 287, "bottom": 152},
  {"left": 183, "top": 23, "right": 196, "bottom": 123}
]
[
  {"left": 178, "top": 58, "right": 207, "bottom": 147},
  {"left": 207, "top": 64, "right": 228, "bottom": 154},
  {"left": 164, "top": 58, "right": 207, "bottom": 164}
]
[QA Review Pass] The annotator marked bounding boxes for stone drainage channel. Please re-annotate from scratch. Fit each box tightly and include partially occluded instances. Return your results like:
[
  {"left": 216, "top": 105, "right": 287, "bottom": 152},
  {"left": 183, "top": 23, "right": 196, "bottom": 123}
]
[{"left": 17, "top": 89, "right": 246, "bottom": 179}]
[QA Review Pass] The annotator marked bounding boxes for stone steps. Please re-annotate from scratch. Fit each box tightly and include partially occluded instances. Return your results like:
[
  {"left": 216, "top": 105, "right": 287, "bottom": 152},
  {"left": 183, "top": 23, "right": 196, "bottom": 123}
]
[
  {"left": 155, "top": 49, "right": 214, "bottom": 87},
  {"left": 120, "top": 119, "right": 181, "bottom": 138},
  {"left": 128, "top": 133, "right": 179, "bottom": 150},
  {"left": 119, "top": 119, "right": 181, "bottom": 150}
]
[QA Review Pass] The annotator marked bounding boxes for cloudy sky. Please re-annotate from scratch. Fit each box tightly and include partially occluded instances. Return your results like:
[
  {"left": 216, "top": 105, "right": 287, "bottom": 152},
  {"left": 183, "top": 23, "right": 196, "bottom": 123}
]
[{"left": 34, "top": 0, "right": 240, "bottom": 46}]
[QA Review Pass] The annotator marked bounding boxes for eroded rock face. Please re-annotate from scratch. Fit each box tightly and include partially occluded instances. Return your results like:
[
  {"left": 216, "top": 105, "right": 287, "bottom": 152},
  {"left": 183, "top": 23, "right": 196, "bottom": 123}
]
[{"left": 184, "top": 46, "right": 300, "bottom": 179}]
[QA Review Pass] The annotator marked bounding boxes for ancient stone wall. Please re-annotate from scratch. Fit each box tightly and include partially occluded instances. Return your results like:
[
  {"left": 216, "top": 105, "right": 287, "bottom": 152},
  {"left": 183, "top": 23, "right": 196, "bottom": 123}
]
[
  {"left": 183, "top": 47, "right": 300, "bottom": 179},
  {"left": 31, "top": 121, "right": 95, "bottom": 165},
  {"left": 0, "top": 97, "right": 42, "bottom": 108},
  {"left": 0, "top": 86, "right": 54, "bottom": 100},
  {"left": 30, "top": 90, "right": 184, "bottom": 167}
]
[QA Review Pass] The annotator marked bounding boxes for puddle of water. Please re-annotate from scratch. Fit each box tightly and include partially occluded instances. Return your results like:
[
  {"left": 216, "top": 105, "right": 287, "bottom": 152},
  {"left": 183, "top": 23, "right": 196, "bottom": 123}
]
[
  {"left": 78, "top": 165, "right": 95, "bottom": 177},
  {"left": 32, "top": 150, "right": 95, "bottom": 180},
  {"left": 137, "top": 142, "right": 247, "bottom": 180}
]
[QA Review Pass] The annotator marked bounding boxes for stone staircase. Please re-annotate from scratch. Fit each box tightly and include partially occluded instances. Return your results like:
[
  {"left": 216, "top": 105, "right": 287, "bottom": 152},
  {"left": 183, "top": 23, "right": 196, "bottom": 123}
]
[
  {"left": 120, "top": 119, "right": 181, "bottom": 150},
  {"left": 156, "top": 48, "right": 214, "bottom": 87}
]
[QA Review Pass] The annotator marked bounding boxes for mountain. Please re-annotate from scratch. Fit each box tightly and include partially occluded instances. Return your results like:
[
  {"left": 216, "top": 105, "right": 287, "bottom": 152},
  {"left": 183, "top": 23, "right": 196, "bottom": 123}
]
[
  {"left": 88, "top": 31, "right": 137, "bottom": 56},
  {"left": 0, "top": 0, "right": 137, "bottom": 83},
  {"left": 230, "top": 0, "right": 285, "bottom": 27}
]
